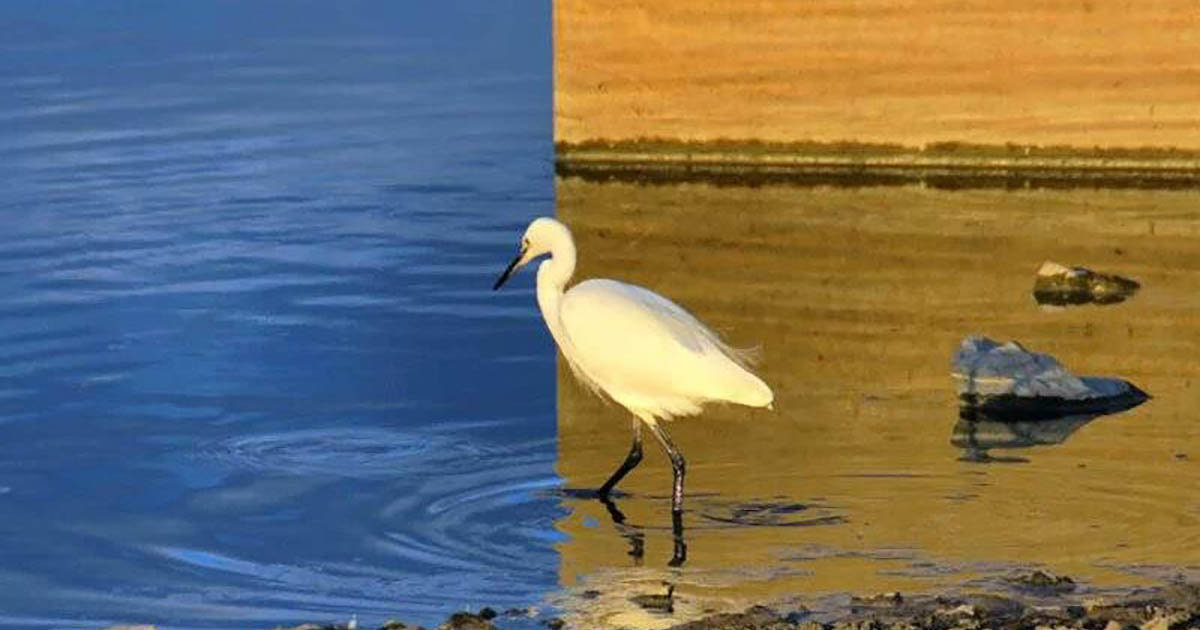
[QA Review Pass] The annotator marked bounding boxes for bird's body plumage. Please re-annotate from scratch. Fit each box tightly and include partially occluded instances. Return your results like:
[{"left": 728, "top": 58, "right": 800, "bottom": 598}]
[{"left": 559, "top": 278, "right": 772, "bottom": 422}]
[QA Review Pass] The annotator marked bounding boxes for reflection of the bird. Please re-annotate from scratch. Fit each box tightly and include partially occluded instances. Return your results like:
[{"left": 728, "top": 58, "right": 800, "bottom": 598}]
[
  {"left": 952, "top": 392, "right": 1148, "bottom": 463},
  {"left": 554, "top": 489, "right": 686, "bottom": 566},
  {"left": 600, "top": 495, "right": 686, "bottom": 566},
  {"left": 560, "top": 489, "right": 844, "bottom": 569},
  {"left": 598, "top": 496, "right": 646, "bottom": 563}
]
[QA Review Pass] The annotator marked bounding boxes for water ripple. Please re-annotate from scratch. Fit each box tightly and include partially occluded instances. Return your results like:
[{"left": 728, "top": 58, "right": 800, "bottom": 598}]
[
  {"left": 176, "top": 425, "right": 563, "bottom": 619},
  {"left": 0, "top": 3, "right": 554, "bottom": 627},
  {"left": 196, "top": 428, "right": 437, "bottom": 479},
  {"left": 373, "top": 449, "right": 563, "bottom": 574}
]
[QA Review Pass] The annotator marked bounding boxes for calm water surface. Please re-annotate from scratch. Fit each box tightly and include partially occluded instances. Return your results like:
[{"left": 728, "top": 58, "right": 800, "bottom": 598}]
[
  {"left": 4, "top": 3, "right": 1200, "bottom": 630},
  {"left": 2, "top": 3, "right": 556, "bottom": 628},
  {"left": 554, "top": 178, "right": 1200, "bottom": 628}
]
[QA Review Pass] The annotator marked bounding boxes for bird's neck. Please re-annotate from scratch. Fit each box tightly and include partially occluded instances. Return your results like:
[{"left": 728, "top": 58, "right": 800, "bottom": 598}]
[
  {"left": 535, "top": 245, "right": 576, "bottom": 355},
  {"left": 539, "top": 239, "right": 575, "bottom": 291}
]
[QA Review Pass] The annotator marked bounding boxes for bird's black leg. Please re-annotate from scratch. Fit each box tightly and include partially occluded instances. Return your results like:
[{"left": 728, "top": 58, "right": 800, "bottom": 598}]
[
  {"left": 598, "top": 418, "right": 642, "bottom": 497},
  {"left": 647, "top": 421, "right": 686, "bottom": 514},
  {"left": 670, "top": 510, "right": 687, "bottom": 567},
  {"left": 648, "top": 421, "right": 688, "bottom": 567}
]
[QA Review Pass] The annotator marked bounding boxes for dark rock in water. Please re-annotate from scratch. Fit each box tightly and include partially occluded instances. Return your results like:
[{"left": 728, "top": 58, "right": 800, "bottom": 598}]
[
  {"left": 951, "top": 337, "right": 1148, "bottom": 461},
  {"left": 849, "top": 592, "right": 904, "bottom": 610},
  {"left": 782, "top": 606, "right": 812, "bottom": 623},
  {"left": 543, "top": 617, "right": 566, "bottom": 630},
  {"left": 952, "top": 336, "right": 1149, "bottom": 419},
  {"left": 1033, "top": 261, "right": 1140, "bottom": 306},
  {"left": 842, "top": 593, "right": 1026, "bottom": 630},
  {"left": 665, "top": 605, "right": 792, "bottom": 630},
  {"left": 436, "top": 611, "right": 495, "bottom": 630},
  {"left": 1006, "top": 569, "right": 1077, "bottom": 594},
  {"left": 941, "top": 593, "right": 1028, "bottom": 623},
  {"left": 1164, "top": 582, "right": 1200, "bottom": 616},
  {"left": 630, "top": 583, "right": 675, "bottom": 613}
]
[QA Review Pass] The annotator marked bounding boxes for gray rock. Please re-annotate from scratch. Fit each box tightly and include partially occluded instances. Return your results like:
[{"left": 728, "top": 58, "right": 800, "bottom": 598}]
[{"left": 951, "top": 336, "right": 1147, "bottom": 418}]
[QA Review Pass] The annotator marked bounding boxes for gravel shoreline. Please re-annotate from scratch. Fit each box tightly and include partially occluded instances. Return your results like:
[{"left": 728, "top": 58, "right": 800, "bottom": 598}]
[{"left": 101, "top": 574, "right": 1200, "bottom": 630}]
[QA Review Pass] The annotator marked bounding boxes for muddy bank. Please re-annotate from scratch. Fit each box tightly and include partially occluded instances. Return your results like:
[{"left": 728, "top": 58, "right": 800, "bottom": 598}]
[{"left": 555, "top": 139, "right": 1200, "bottom": 189}]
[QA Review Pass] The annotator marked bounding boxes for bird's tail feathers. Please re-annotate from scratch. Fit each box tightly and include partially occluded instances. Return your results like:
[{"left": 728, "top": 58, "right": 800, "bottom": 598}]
[
  {"left": 731, "top": 371, "right": 775, "bottom": 408},
  {"left": 721, "top": 342, "right": 762, "bottom": 369},
  {"left": 709, "top": 334, "right": 772, "bottom": 408}
]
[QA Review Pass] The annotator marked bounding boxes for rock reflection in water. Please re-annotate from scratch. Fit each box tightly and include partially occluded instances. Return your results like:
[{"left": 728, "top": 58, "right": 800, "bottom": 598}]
[
  {"left": 953, "top": 408, "right": 1103, "bottom": 463},
  {"left": 952, "top": 400, "right": 1148, "bottom": 463}
]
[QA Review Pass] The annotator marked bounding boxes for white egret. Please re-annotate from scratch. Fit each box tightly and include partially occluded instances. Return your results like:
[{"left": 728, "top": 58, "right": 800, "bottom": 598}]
[{"left": 492, "top": 217, "right": 774, "bottom": 527}]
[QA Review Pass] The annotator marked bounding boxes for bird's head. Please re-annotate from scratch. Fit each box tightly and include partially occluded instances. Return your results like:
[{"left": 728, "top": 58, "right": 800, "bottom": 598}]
[{"left": 492, "top": 217, "right": 570, "bottom": 290}]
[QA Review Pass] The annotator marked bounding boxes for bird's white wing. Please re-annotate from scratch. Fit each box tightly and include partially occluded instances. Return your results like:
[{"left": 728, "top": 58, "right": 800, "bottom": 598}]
[
  {"left": 559, "top": 279, "right": 771, "bottom": 419},
  {"left": 583, "top": 280, "right": 750, "bottom": 358}
]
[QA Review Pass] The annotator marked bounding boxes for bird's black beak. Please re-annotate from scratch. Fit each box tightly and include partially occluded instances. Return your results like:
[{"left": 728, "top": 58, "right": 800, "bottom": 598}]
[{"left": 492, "top": 247, "right": 526, "bottom": 290}]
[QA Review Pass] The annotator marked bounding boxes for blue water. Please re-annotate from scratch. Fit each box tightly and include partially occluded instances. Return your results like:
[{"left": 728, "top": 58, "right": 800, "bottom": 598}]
[{"left": 1, "top": 2, "right": 557, "bottom": 628}]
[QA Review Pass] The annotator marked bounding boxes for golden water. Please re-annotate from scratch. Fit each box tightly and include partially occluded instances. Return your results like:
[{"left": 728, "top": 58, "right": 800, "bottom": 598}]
[{"left": 549, "top": 177, "right": 1200, "bottom": 627}]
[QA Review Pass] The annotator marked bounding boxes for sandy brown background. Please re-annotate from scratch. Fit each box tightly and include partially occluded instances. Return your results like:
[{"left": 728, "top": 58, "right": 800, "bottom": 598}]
[{"left": 555, "top": 0, "right": 1200, "bottom": 148}]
